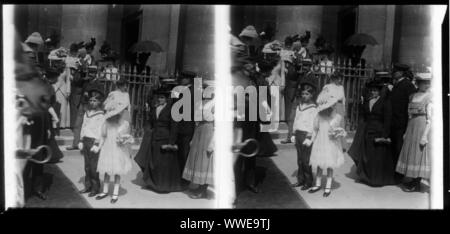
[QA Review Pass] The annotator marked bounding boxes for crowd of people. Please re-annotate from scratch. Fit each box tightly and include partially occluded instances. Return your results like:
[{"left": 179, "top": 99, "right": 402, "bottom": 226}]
[
  {"left": 14, "top": 24, "right": 431, "bottom": 207},
  {"left": 15, "top": 30, "right": 217, "bottom": 205},
  {"left": 231, "top": 24, "right": 432, "bottom": 199}
]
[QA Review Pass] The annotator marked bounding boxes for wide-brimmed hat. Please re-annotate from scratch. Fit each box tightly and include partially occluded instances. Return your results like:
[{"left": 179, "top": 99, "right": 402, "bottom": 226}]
[
  {"left": 375, "top": 71, "right": 390, "bottom": 77},
  {"left": 375, "top": 71, "right": 392, "bottom": 82},
  {"left": 299, "top": 75, "right": 318, "bottom": 91},
  {"left": 25, "top": 32, "right": 44, "bottom": 45},
  {"left": 393, "top": 63, "right": 410, "bottom": 72},
  {"left": 316, "top": 95, "right": 339, "bottom": 112},
  {"left": 366, "top": 80, "right": 384, "bottom": 90},
  {"left": 239, "top": 25, "right": 259, "bottom": 39},
  {"left": 155, "top": 84, "right": 174, "bottom": 96},
  {"left": 103, "top": 91, "right": 130, "bottom": 119},
  {"left": 78, "top": 48, "right": 87, "bottom": 55},
  {"left": 179, "top": 70, "right": 197, "bottom": 80},
  {"left": 280, "top": 49, "right": 295, "bottom": 63},
  {"left": 415, "top": 72, "right": 432, "bottom": 81},
  {"left": 87, "top": 82, "right": 105, "bottom": 97}
]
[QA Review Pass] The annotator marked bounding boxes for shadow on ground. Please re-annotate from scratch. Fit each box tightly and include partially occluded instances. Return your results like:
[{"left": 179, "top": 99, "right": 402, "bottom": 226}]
[
  {"left": 235, "top": 157, "right": 309, "bottom": 209},
  {"left": 25, "top": 165, "right": 91, "bottom": 208}
]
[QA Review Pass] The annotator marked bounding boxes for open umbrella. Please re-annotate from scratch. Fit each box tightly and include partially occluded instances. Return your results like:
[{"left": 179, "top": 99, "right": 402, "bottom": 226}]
[
  {"left": 128, "top": 40, "right": 163, "bottom": 53},
  {"left": 345, "top": 33, "right": 378, "bottom": 46}
]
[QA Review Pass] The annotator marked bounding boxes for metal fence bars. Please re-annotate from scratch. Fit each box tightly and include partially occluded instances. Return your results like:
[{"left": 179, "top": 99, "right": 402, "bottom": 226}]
[
  {"left": 296, "top": 58, "right": 373, "bottom": 131},
  {"left": 94, "top": 65, "right": 160, "bottom": 137}
]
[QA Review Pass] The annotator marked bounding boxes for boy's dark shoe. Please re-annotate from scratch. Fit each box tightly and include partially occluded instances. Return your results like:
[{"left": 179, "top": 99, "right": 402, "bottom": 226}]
[
  {"left": 79, "top": 188, "right": 91, "bottom": 194},
  {"left": 280, "top": 139, "right": 292, "bottom": 144},
  {"left": 88, "top": 191, "right": 98, "bottom": 197},
  {"left": 66, "top": 145, "right": 79, "bottom": 150},
  {"left": 301, "top": 184, "right": 312, "bottom": 190}
]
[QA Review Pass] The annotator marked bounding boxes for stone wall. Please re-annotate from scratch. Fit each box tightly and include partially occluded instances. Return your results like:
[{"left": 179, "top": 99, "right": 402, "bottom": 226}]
[
  {"left": 275, "top": 6, "right": 324, "bottom": 54},
  {"left": 395, "top": 5, "right": 432, "bottom": 66},
  {"left": 181, "top": 5, "right": 215, "bottom": 78},
  {"left": 140, "top": 5, "right": 173, "bottom": 74},
  {"left": 60, "top": 5, "right": 109, "bottom": 59},
  {"left": 358, "top": 5, "right": 395, "bottom": 68}
]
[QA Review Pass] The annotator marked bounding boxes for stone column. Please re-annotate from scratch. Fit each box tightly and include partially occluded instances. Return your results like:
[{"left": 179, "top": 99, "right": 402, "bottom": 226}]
[
  {"left": 166, "top": 5, "right": 181, "bottom": 75},
  {"left": 60, "top": 5, "right": 109, "bottom": 59},
  {"left": 181, "top": 5, "right": 215, "bottom": 78},
  {"left": 395, "top": 5, "right": 433, "bottom": 67},
  {"left": 141, "top": 5, "right": 172, "bottom": 74},
  {"left": 358, "top": 5, "right": 390, "bottom": 68},
  {"left": 275, "top": 6, "right": 324, "bottom": 53}
]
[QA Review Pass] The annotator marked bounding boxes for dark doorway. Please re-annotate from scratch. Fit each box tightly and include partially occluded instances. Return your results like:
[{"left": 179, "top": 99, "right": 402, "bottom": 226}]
[
  {"left": 337, "top": 6, "right": 358, "bottom": 57},
  {"left": 121, "top": 10, "right": 142, "bottom": 64}
]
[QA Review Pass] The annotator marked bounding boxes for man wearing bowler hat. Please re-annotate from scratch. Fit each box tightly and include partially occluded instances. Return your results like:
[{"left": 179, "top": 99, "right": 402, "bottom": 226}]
[
  {"left": 175, "top": 71, "right": 197, "bottom": 176},
  {"left": 389, "top": 63, "right": 417, "bottom": 182}
]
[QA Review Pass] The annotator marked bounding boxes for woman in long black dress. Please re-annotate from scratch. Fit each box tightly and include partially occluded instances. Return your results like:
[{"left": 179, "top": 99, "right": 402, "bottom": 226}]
[
  {"left": 348, "top": 80, "right": 396, "bottom": 187},
  {"left": 134, "top": 86, "right": 184, "bottom": 193}
]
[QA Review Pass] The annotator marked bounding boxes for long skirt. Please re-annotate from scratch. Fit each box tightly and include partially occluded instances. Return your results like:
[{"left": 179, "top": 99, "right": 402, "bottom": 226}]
[
  {"left": 182, "top": 122, "right": 214, "bottom": 185},
  {"left": 55, "top": 90, "right": 70, "bottom": 128},
  {"left": 135, "top": 128, "right": 184, "bottom": 192},
  {"left": 396, "top": 116, "right": 430, "bottom": 179},
  {"left": 348, "top": 122, "right": 396, "bottom": 186}
]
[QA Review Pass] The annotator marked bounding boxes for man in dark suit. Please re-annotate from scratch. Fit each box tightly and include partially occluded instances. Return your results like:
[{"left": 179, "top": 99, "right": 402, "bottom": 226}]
[
  {"left": 389, "top": 63, "right": 417, "bottom": 182},
  {"left": 174, "top": 71, "right": 197, "bottom": 173}
]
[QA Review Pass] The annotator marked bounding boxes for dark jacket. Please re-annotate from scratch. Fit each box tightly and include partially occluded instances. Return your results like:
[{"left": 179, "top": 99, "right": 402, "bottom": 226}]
[
  {"left": 362, "top": 96, "right": 392, "bottom": 138},
  {"left": 390, "top": 78, "right": 417, "bottom": 130},
  {"left": 150, "top": 103, "right": 178, "bottom": 144}
]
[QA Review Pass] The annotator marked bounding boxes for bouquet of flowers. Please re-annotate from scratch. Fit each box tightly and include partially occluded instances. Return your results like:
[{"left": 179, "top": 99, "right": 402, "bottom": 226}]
[
  {"left": 374, "top": 138, "right": 391, "bottom": 144},
  {"left": 161, "top": 144, "right": 178, "bottom": 151},
  {"left": 328, "top": 127, "right": 346, "bottom": 139},
  {"left": 116, "top": 134, "right": 134, "bottom": 146}
]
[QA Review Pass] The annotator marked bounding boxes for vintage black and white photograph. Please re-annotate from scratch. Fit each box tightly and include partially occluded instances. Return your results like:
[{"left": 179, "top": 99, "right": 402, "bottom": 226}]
[
  {"left": 6, "top": 4, "right": 216, "bottom": 208},
  {"left": 3, "top": 4, "right": 446, "bottom": 210},
  {"left": 229, "top": 5, "right": 445, "bottom": 209}
]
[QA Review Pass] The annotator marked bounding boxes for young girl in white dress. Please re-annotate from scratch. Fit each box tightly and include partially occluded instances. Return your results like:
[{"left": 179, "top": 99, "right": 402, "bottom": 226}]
[
  {"left": 316, "top": 72, "right": 346, "bottom": 150},
  {"left": 308, "top": 95, "right": 346, "bottom": 197},
  {"left": 95, "top": 80, "right": 133, "bottom": 203}
]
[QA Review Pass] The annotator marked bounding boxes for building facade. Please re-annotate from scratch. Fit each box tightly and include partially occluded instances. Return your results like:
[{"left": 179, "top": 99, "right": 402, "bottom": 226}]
[
  {"left": 15, "top": 4, "right": 215, "bottom": 78},
  {"left": 230, "top": 5, "right": 433, "bottom": 70},
  {"left": 15, "top": 5, "right": 433, "bottom": 76}
]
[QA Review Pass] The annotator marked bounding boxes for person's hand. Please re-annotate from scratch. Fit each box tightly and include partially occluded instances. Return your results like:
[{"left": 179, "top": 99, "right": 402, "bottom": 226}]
[
  {"left": 290, "top": 136, "right": 295, "bottom": 143},
  {"left": 52, "top": 118, "right": 59, "bottom": 129},
  {"left": 90, "top": 145, "right": 100, "bottom": 153},
  {"left": 207, "top": 146, "right": 214, "bottom": 156},
  {"left": 78, "top": 142, "right": 83, "bottom": 150},
  {"left": 170, "top": 144, "right": 179, "bottom": 151},
  {"left": 303, "top": 139, "right": 312, "bottom": 147},
  {"left": 403, "top": 134, "right": 406, "bottom": 140},
  {"left": 419, "top": 138, "right": 428, "bottom": 148},
  {"left": 161, "top": 144, "right": 169, "bottom": 150}
]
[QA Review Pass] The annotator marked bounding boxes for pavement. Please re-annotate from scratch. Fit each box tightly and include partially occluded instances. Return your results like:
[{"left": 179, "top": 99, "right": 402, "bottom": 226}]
[
  {"left": 54, "top": 129, "right": 215, "bottom": 209},
  {"left": 45, "top": 124, "right": 430, "bottom": 209}
]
